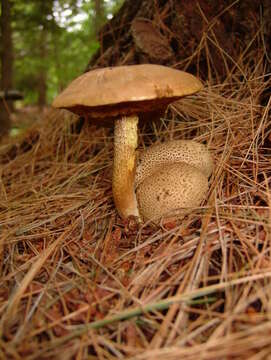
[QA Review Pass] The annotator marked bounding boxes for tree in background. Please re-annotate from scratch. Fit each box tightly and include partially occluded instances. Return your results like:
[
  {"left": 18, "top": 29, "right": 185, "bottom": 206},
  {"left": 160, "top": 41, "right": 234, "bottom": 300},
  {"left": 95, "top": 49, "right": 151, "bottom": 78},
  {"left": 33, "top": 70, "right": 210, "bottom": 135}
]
[
  {"left": 0, "top": 0, "right": 123, "bottom": 136},
  {"left": 13, "top": 0, "right": 63, "bottom": 107},
  {"left": 37, "top": 0, "right": 53, "bottom": 108},
  {"left": 94, "top": 0, "right": 106, "bottom": 37},
  {"left": 12, "top": 0, "right": 116, "bottom": 106},
  {"left": 0, "top": 0, "right": 14, "bottom": 136}
]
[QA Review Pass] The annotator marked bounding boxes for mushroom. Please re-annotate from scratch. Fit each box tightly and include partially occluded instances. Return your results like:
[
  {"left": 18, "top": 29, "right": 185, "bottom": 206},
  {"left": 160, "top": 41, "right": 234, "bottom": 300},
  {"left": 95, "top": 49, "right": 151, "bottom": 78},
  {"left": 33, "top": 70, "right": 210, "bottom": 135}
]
[
  {"left": 52, "top": 64, "right": 203, "bottom": 219},
  {"left": 135, "top": 140, "right": 213, "bottom": 187},
  {"left": 136, "top": 162, "right": 209, "bottom": 222},
  {"left": 135, "top": 140, "right": 213, "bottom": 223}
]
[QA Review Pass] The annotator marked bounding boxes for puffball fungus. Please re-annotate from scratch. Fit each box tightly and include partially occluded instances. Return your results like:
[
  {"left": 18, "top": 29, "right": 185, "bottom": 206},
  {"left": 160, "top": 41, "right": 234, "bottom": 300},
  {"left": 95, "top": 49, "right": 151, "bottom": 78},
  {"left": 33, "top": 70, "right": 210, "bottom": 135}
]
[
  {"left": 135, "top": 140, "right": 213, "bottom": 187},
  {"left": 135, "top": 140, "right": 213, "bottom": 223},
  {"left": 136, "top": 162, "right": 209, "bottom": 222}
]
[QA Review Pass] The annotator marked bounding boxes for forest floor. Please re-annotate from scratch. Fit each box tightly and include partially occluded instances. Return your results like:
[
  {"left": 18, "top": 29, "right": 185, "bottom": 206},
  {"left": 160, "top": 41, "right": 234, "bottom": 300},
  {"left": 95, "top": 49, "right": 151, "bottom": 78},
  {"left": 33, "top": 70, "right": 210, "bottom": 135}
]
[
  {"left": 8, "top": 106, "right": 51, "bottom": 136},
  {"left": 1, "top": 56, "right": 271, "bottom": 359},
  {"left": 1, "top": 6, "right": 271, "bottom": 356}
]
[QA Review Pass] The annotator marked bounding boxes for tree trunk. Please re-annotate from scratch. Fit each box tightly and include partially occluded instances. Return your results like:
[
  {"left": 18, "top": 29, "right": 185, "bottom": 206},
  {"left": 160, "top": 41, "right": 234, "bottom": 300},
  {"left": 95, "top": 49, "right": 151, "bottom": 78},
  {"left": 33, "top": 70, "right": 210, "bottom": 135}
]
[
  {"left": 37, "top": 0, "right": 54, "bottom": 109},
  {"left": 87, "top": 0, "right": 271, "bottom": 81},
  {"left": 37, "top": 27, "right": 48, "bottom": 109},
  {"left": 0, "top": 0, "right": 14, "bottom": 137},
  {"left": 94, "top": 0, "right": 106, "bottom": 38}
]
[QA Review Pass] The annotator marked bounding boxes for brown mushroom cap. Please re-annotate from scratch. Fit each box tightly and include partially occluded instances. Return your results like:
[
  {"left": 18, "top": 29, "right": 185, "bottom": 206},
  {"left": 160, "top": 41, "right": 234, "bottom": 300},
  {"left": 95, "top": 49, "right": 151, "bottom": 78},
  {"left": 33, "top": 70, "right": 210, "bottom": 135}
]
[
  {"left": 135, "top": 140, "right": 213, "bottom": 187},
  {"left": 52, "top": 64, "right": 203, "bottom": 118},
  {"left": 136, "top": 162, "right": 208, "bottom": 222}
]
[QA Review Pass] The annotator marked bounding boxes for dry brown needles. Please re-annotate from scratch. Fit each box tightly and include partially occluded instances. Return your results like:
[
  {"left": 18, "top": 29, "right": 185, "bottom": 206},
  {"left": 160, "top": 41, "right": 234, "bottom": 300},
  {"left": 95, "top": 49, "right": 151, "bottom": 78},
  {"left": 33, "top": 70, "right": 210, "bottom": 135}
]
[{"left": 1, "top": 41, "right": 271, "bottom": 360}]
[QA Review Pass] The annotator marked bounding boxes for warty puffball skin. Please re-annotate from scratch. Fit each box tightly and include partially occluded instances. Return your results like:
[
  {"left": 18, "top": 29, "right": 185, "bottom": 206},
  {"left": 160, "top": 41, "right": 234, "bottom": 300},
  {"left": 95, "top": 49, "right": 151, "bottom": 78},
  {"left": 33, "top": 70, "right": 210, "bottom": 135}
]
[
  {"left": 135, "top": 140, "right": 213, "bottom": 188},
  {"left": 136, "top": 162, "right": 209, "bottom": 223}
]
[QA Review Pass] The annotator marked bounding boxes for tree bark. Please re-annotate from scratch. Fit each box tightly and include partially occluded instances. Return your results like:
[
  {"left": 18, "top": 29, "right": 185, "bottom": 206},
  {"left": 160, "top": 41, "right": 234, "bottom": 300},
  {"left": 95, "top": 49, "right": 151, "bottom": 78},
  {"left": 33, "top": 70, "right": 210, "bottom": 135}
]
[
  {"left": 36, "top": 0, "right": 54, "bottom": 109},
  {"left": 0, "top": 0, "right": 14, "bottom": 137},
  {"left": 87, "top": 0, "right": 271, "bottom": 80},
  {"left": 37, "top": 27, "right": 48, "bottom": 108},
  {"left": 94, "top": 0, "right": 106, "bottom": 38}
]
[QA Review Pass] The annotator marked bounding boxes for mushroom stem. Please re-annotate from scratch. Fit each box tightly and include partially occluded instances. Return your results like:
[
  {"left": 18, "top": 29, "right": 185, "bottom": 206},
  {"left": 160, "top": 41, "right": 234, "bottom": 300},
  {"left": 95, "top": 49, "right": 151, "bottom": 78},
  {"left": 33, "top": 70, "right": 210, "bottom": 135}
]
[{"left": 113, "top": 115, "right": 140, "bottom": 218}]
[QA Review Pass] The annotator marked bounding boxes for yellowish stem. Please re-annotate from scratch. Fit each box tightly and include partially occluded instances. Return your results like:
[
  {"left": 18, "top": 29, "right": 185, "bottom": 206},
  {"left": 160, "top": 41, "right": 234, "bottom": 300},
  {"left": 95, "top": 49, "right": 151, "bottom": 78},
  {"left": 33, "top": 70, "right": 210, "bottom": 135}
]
[{"left": 113, "top": 115, "right": 139, "bottom": 218}]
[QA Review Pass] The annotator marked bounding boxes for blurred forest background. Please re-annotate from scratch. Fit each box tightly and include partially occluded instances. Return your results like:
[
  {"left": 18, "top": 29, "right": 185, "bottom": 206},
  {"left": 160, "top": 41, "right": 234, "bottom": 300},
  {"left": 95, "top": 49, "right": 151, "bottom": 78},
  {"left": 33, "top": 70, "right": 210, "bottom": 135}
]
[
  {"left": 0, "top": 0, "right": 122, "bottom": 136},
  {"left": 1, "top": 0, "right": 270, "bottom": 138}
]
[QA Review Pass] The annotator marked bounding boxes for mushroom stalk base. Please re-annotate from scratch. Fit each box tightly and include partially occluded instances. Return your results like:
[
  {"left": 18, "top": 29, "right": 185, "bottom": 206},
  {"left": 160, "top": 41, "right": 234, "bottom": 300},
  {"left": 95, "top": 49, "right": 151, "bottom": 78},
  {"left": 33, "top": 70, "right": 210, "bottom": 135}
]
[{"left": 113, "top": 115, "right": 140, "bottom": 219}]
